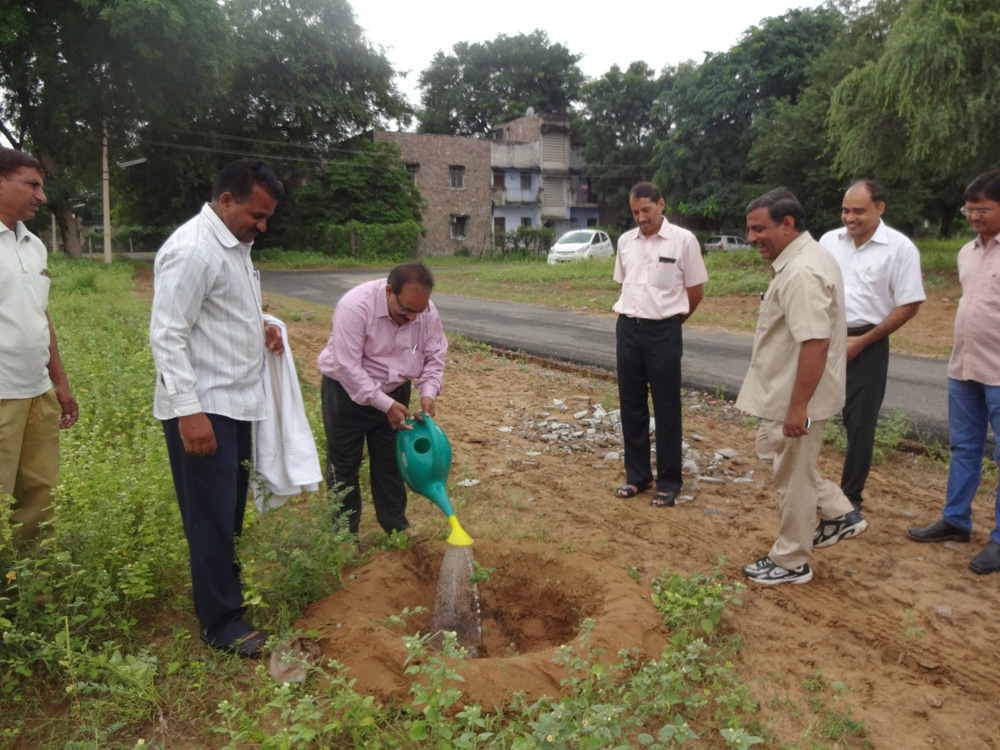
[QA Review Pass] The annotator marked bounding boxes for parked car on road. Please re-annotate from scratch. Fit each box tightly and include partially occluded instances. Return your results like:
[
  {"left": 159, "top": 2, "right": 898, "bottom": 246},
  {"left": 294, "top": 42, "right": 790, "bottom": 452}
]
[
  {"left": 546, "top": 229, "right": 614, "bottom": 265},
  {"left": 703, "top": 235, "right": 751, "bottom": 253}
]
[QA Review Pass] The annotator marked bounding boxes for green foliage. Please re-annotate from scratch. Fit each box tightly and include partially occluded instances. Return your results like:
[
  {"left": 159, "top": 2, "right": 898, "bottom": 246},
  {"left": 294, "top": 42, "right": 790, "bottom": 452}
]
[
  {"left": 576, "top": 62, "right": 672, "bottom": 228},
  {"left": 294, "top": 140, "right": 426, "bottom": 227},
  {"left": 651, "top": 564, "right": 744, "bottom": 640},
  {"left": 314, "top": 220, "right": 423, "bottom": 260},
  {"left": 829, "top": 0, "right": 1000, "bottom": 183},
  {"left": 418, "top": 30, "right": 583, "bottom": 135},
  {"left": 488, "top": 225, "right": 556, "bottom": 258},
  {"left": 652, "top": 6, "right": 845, "bottom": 229}
]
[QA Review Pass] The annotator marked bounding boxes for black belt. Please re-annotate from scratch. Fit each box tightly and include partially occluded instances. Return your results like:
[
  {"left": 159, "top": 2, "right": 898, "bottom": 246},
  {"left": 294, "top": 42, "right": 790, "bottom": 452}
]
[{"left": 847, "top": 324, "right": 876, "bottom": 336}]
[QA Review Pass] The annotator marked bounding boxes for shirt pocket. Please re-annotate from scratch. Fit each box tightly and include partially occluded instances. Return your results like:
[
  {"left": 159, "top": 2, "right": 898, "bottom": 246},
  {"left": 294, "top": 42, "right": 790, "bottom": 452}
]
[
  {"left": 650, "top": 257, "right": 683, "bottom": 290},
  {"left": 25, "top": 271, "right": 51, "bottom": 312}
]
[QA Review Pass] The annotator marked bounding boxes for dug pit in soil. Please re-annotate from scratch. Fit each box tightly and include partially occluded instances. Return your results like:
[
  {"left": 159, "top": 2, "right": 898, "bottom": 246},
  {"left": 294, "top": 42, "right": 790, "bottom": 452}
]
[{"left": 299, "top": 540, "right": 669, "bottom": 708}]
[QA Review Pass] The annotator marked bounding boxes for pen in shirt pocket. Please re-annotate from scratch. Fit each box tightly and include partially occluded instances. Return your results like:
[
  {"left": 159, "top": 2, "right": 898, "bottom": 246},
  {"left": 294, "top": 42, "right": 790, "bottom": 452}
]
[{"left": 412, "top": 343, "right": 418, "bottom": 355}]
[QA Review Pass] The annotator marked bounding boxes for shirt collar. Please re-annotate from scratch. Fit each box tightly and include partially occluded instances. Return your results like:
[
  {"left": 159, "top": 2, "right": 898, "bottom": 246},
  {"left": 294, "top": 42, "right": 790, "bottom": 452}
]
[
  {"left": 974, "top": 233, "right": 1000, "bottom": 252},
  {"left": 375, "top": 278, "right": 391, "bottom": 319},
  {"left": 636, "top": 216, "right": 672, "bottom": 241},
  {"left": 771, "top": 231, "right": 814, "bottom": 274},
  {"left": 836, "top": 219, "right": 888, "bottom": 249},
  {"left": 201, "top": 203, "right": 245, "bottom": 250},
  {"left": 0, "top": 219, "right": 27, "bottom": 241}
]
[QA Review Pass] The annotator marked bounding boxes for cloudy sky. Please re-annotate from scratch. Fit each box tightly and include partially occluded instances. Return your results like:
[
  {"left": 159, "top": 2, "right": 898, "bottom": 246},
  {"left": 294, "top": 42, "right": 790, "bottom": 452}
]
[{"left": 353, "top": 0, "right": 825, "bottom": 108}]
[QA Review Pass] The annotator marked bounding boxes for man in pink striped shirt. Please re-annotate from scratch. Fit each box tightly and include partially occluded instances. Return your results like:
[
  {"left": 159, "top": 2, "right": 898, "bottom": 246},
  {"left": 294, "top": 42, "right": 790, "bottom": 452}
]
[
  {"left": 317, "top": 263, "right": 447, "bottom": 538},
  {"left": 908, "top": 170, "right": 1000, "bottom": 574}
]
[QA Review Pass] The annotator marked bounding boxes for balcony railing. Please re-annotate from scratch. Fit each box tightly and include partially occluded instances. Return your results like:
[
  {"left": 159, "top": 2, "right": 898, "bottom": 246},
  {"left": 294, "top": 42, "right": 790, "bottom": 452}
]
[{"left": 491, "top": 186, "right": 539, "bottom": 205}]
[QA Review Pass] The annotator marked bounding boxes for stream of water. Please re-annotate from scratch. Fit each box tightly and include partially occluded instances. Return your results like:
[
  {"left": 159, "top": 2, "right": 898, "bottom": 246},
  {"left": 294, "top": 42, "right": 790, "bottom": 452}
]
[{"left": 427, "top": 545, "right": 483, "bottom": 657}]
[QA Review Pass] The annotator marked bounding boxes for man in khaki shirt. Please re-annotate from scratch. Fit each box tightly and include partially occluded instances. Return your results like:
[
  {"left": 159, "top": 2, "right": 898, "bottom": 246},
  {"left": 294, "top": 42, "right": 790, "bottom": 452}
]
[{"left": 736, "top": 188, "right": 867, "bottom": 585}]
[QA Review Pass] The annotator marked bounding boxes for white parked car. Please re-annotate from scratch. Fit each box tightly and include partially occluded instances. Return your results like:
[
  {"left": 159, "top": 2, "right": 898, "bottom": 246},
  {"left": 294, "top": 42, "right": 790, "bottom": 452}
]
[
  {"left": 546, "top": 229, "right": 615, "bottom": 265},
  {"left": 703, "top": 235, "right": 751, "bottom": 253}
]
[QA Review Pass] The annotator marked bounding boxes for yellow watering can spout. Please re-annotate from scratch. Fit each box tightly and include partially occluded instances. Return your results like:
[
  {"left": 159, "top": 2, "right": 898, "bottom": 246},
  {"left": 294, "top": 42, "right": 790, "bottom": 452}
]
[{"left": 446, "top": 515, "right": 474, "bottom": 546}]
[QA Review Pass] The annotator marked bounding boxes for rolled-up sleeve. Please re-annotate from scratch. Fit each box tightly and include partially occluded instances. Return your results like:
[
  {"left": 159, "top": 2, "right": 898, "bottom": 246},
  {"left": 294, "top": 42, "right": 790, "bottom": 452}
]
[{"left": 149, "top": 246, "right": 216, "bottom": 416}]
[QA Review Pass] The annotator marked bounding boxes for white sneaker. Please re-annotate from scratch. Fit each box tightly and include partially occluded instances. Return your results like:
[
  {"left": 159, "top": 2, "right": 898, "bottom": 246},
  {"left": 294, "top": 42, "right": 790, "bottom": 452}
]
[
  {"left": 742, "top": 556, "right": 813, "bottom": 585},
  {"left": 814, "top": 510, "right": 868, "bottom": 549}
]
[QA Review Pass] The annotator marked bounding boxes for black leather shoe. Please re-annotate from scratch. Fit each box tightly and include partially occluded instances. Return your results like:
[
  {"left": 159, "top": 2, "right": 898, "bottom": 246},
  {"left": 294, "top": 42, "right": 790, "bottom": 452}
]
[
  {"left": 969, "top": 541, "right": 1000, "bottom": 574},
  {"left": 907, "top": 518, "right": 970, "bottom": 543}
]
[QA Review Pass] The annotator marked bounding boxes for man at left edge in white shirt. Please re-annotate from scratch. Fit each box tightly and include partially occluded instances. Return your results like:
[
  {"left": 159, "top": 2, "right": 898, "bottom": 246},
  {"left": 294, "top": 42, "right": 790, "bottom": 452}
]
[
  {"left": 149, "top": 159, "right": 285, "bottom": 659},
  {"left": 0, "top": 147, "right": 79, "bottom": 543}
]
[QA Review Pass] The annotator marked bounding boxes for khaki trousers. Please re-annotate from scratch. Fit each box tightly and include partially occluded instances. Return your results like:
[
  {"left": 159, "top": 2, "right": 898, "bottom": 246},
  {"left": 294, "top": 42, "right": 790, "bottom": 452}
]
[
  {"left": 0, "top": 389, "right": 60, "bottom": 539},
  {"left": 756, "top": 418, "right": 854, "bottom": 570}
]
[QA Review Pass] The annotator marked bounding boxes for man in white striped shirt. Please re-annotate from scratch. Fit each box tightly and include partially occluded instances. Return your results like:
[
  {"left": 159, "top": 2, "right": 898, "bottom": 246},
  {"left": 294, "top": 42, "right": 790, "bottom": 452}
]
[{"left": 150, "top": 160, "right": 285, "bottom": 658}]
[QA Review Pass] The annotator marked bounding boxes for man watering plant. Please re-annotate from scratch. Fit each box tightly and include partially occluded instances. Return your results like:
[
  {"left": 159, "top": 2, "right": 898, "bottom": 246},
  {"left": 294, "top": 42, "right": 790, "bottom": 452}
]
[{"left": 317, "top": 262, "right": 447, "bottom": 539}]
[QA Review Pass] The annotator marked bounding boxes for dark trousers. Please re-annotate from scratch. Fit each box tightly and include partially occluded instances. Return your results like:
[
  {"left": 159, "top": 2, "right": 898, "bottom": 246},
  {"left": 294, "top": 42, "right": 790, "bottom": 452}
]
[
  {"left": 162, "top": 414, "right": 251, "bottom": 645},
  {"left": 841, "top": 336, "right": 890, "bottom": 507},
  {"left": 616, "top": 314, "right": 683, "bottom": 492},
  {"left": 321, "top": 376, "right": 410, "bottom": 535}
]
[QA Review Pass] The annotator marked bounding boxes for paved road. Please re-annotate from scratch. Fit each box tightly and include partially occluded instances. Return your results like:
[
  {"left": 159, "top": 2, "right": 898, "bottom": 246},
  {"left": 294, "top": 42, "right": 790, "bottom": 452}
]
[{"left": 261, "top": 268, "right": 952, "bottom": 441}]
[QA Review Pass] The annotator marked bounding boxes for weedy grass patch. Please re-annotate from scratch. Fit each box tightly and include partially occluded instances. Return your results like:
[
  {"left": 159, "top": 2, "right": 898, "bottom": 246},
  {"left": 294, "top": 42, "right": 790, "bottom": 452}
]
[{"left": 2, "top": 258, "right": 868, "bottom": 749}]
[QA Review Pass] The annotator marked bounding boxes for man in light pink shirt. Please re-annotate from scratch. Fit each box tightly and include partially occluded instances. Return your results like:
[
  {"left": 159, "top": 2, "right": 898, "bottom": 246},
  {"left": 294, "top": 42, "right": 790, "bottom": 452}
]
[
  {"left": 317, "top": 263, "right": 447, "bottom": 537},
  {"left": 611, "top": 182, "right": 708, "bottom": 508},
  {"left": 909, "top": 170, "right": 1000, "bottom": 574}
]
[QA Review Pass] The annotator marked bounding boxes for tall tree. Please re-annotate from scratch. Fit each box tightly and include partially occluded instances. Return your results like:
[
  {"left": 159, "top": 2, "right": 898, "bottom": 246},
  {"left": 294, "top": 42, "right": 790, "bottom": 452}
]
[
  {"left": 651, "top": 5, "right": 845, "bottom": 229},
  {"left": 0, "top": 0, "right": 229, "bottom": 255},
  {"left": 417, "top": 31, "right": 584, "bottom": 136},
  {"left": 828, "top": 0, "right": 1000, "bottom": 234},
  {"left": 830, "top": 0, "right": 1000, "bottom": 181},
  {"left": 119, "top": 0, "right": 412, "bottom": 239},
  {"left": 576, "top": 62, "right": 672, "bottom": 229}
]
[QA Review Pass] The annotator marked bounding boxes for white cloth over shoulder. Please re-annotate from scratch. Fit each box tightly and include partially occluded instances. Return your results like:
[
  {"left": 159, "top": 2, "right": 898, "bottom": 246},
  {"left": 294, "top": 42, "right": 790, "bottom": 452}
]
[{"left": 253, "top": 315, "right": 322, "bottom": 512}]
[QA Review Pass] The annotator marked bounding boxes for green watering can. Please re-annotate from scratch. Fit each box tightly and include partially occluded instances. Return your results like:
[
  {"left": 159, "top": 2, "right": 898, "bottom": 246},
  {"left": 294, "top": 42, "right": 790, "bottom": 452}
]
[{"left": 395, "top": 415, "right": 474, "bottom": 546}]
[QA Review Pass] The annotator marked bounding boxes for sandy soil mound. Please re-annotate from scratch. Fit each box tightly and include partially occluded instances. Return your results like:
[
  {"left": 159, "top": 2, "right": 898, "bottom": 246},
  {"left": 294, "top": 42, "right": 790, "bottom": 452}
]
[{"left": 300, "top": 540, "right": 667, "bottom": 708}]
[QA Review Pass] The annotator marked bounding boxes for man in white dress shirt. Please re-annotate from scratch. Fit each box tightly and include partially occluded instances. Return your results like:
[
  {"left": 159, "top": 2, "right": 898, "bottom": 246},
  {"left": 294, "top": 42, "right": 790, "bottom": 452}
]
[
  {"left": 150, "top": 160, "right": 285, "bottom": 658},
  {"left": 819, "top": 181, "right": 924, "bottom": 513}
]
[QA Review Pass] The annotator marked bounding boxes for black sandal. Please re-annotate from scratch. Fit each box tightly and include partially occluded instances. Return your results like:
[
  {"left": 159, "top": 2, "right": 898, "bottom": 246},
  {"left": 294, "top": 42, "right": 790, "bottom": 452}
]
[
  {"left": 614, "top": 482, "right": 651, "bottom": 499},
  {"left": 650, "top": 491, "right": 679, "bottom": 508}
]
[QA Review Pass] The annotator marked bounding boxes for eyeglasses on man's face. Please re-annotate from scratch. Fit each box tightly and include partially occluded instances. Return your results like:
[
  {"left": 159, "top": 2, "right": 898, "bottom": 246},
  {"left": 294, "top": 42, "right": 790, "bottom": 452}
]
[
  {"left": 960, "top": 205, "right": 999, "bottom": 218},
  {"left": 394, "top": 292, "right": 429, "bottom": 315}
]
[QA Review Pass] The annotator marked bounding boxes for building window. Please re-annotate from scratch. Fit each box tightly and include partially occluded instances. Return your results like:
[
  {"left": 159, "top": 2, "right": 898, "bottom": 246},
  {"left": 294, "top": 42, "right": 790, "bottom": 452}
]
[
  {"left": 587, "top": 217, "right": 598, "bottom": 227},
  {"left": 449, "top": 166, "right": 465, "bottom": 189},
  {"left": 405, "top": 163, "right": 419, "bottom": 184},
  {"left": 520, "top": 217, "right": 533, "bottom": 228},
  {"left": 493, "top": 170, "right": 505, "bottom": 188},
  {"left": 520, "top": 171, "right": 532, "bottom": 190},
  {"left": 450, "top": 214, "right": 469, "bottom": 239}
]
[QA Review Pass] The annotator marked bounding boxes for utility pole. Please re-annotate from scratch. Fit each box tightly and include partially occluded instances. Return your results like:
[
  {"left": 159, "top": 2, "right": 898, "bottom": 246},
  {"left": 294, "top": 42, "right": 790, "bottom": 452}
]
[
  {"left": 102, "top": 121, "right": 112, "bottom": 264},
  {"left": 51, "top": 212, "right": 57, "bottom": 254}
]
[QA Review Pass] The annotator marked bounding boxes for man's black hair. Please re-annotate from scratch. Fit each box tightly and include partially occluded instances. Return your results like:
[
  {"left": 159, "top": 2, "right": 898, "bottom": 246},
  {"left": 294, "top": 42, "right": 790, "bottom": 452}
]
[
  {"left": 629, "top": 181, "right": 662, "bottom": 203},
  {"left": 853, "top": 180, "right": 886, "bottom": 204},
  {"left": 965, "top": 170, "right": 1000, "bottom": 203},
  {"left": 746, "top": 188, "right": 807, "bottom": 231},
  {"left": 0, "top": 147, "right": 43, "bottom": 178},
  {"left": 212, "top": 159, "right": 284, "bottom": 203},
  {"left": 388, "top": 263, "right": 434, "bottom": 294}
]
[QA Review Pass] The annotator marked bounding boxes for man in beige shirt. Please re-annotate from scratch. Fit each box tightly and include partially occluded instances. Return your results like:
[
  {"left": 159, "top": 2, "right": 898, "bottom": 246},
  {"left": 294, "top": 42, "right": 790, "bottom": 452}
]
[
  {"left": 736, "top": 188, "right": 867, "bottom": 585},
  {"left": 908, "top": 170, "right": 1000, "bottom": 574}
]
